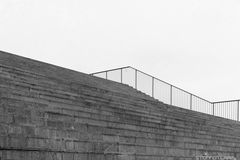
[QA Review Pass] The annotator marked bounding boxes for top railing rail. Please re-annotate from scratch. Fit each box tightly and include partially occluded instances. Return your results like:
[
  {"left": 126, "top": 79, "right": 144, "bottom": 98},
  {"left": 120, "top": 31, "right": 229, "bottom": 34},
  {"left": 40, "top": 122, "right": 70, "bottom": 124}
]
[
  {"left": 90, "top": 66, "right": 131, "bottom": 75},
  {"left": 213, "top": 99, "right": 240, "bottom": 104},
  {"left": 90, "top": 66, "right": 240, "bottom": 121}
]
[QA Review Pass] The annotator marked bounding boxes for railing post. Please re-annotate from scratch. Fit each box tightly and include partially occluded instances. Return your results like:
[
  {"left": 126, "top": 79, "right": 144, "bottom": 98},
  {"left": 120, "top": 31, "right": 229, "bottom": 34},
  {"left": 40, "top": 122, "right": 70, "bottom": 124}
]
[
  {"left": 190, "top": 94, "right": 192, "bottom": 110},
  {"left": 135, "top": 69, "right": 137, "bottom": 89},
  {"left": 152, "top": 77, "right": 154, "bottom": 97},
  {"left": 106, "top": 71, "right": 108, "bottom": 80},
  {"left": 170, "top": 85, "right": 173, "bottom": 105},
  {"left": 237, "top": 100, "right": 239, "bottom": 121},
  {"left": 120, "top": 69, "right": 123, "bottom": 83},
  {"left": 213, "top": 103, "right": 215, "bottom": 116}
]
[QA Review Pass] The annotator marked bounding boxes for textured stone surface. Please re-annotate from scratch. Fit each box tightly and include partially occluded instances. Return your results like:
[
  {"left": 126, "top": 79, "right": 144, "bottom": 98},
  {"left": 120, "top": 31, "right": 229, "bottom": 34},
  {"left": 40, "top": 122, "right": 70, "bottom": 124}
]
[{"left": 1, "top": 50, "right": 240, "bottom": 160}]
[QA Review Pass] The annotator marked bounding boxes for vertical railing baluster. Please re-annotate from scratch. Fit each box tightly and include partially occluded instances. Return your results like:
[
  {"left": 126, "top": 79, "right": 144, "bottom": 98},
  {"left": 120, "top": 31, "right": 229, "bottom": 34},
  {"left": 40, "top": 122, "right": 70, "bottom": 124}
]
[
  {"left": 229, "top": 102, "right": 231, "bottom": 119},
  {"left": 223, "top": 103, "right": 225, "bottom": 118},
  {"left": 152, "top": 77, "right": 154, "bottom": 97},
  {"left": 213, "top": 103, "right": 215, "bottom": 116},
  {"left": 135, "top": 69, "right": 137, "bottom": 89},
  {"left": 170, "top": 85, "right": 173, "bottom": 105},
  {"left": 237, "top": 101, "right": 239, "bottom": 121},
  {"left": 106, "top": 71, "right": 108, "bottom": 79},
  {"left": 227, "top": 102, "right": 229, "bottom": 119},
  {"left": 190, "top": 94, "right": 192, "bottom": 110},
  {"left": 120, "top": 68, "right": 123, "bottom": 83}
]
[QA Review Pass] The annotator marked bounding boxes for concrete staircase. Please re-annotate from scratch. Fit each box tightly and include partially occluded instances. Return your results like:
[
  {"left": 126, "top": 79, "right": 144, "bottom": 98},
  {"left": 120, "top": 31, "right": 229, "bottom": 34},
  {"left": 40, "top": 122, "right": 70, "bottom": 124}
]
[{"left": 0, "top": 50, "right": 240, "bottom": 160}]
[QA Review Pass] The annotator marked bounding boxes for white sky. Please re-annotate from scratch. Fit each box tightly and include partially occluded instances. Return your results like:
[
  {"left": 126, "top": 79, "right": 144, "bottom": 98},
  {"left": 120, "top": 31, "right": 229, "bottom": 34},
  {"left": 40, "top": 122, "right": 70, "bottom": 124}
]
[{"left": 0, "top": 0, "right": 240, "bottom": 102}]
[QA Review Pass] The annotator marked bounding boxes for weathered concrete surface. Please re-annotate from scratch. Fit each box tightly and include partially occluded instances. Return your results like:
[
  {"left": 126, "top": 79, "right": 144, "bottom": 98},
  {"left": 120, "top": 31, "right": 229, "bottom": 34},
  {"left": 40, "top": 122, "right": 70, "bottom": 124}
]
[{"left": 1, "top": 50, "right": 240, "bottom": 160}]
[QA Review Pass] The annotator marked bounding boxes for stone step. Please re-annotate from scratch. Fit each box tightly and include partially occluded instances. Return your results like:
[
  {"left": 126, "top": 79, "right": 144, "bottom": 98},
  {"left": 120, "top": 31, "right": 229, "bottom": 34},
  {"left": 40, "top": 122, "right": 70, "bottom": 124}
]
[
  {"left": 0, "top": 82, "right": 239, "bottom": 143},
  {"left": 1, "top": 82, "right": 239, "bottom": 135},
  {"left": 1, "top": 96, "right": 240, "bottom": 148},
  {"left": 2, "top": 86, "right": 239, "bottom": 141}
]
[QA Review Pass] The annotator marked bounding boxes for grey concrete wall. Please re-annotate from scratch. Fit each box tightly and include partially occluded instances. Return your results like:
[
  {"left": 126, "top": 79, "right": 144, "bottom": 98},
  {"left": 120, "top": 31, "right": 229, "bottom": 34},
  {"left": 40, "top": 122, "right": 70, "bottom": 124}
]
[{"left": 0, "top": 50, "right": 240, "bottom": 160}]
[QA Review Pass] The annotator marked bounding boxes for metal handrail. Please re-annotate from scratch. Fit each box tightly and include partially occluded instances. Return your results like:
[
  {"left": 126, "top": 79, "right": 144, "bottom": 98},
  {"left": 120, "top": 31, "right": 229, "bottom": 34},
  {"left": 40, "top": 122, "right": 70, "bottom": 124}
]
[
  {"left": 89, "top": 66, "right": 131, "bottom": 76},
  {"left": 213, "top": 99, "right": 240, "bottom": 104},
  {"left": 90, "top": 66, "right": 240, "bottom": 121}
]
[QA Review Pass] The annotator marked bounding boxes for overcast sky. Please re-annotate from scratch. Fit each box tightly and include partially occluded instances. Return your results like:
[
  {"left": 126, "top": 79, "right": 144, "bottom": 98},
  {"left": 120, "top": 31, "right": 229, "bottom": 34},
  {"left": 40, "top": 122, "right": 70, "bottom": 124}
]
[{"left": 0, "top": 0, "right": 240, "bottom": 102}]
